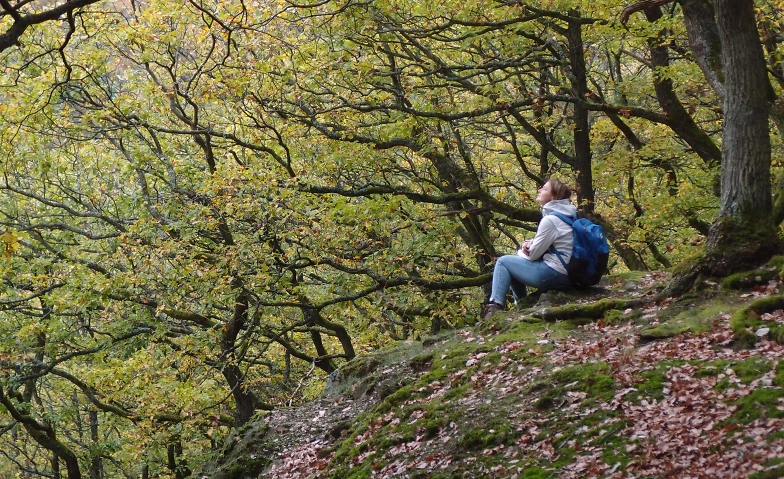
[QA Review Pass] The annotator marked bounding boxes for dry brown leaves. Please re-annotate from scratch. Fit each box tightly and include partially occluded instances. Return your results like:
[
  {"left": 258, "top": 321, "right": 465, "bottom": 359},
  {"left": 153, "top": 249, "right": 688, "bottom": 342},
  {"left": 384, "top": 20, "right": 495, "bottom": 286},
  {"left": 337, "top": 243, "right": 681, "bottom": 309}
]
[
  {"left": 260, "top": 292, "right": 784, "bottom": 478},
  {"left": 552, "top": 317, "right": 784, "bottom": 479}
]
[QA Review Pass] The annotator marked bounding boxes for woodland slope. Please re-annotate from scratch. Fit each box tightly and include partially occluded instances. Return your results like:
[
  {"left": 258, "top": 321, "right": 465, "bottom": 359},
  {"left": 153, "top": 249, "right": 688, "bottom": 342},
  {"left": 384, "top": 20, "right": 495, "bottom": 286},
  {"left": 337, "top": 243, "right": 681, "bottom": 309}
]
[
  {"left": 5, "top": 2, "right": 784, "bottom": 478},
  {"left": 195, "top": 265, "right": 784, "bottom": 479}
]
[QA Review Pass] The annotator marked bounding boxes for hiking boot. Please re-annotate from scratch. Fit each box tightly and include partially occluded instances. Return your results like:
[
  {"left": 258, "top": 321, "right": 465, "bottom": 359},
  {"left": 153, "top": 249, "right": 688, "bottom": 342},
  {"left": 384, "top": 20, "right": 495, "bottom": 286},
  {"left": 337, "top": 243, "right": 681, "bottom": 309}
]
[{"left": 482, "top": 302, "right": 503, "bottom": 319}]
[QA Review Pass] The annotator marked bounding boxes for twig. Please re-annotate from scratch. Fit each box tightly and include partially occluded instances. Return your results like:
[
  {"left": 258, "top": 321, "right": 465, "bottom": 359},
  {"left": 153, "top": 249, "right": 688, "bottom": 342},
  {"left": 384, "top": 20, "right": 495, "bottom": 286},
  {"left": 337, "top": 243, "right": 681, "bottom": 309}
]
[{"left": 289, "top": 361, "right": 317, "bottom": 407}]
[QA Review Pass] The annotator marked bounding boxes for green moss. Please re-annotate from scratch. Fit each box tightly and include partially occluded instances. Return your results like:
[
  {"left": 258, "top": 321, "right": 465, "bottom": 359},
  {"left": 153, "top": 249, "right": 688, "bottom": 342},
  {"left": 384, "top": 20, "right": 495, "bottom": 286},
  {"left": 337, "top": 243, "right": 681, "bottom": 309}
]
[
  {"left": 551, "top": 362, "right": 615, "bottom": 401},
  {"left": 722, "top": 266, "right": 779, "bottom": 290},
  {"left": 604, "top": 309, "right": 623, "bottom": 324},
  {"left": 533, "top": 298, "right": 632, "bottom": 322},
  {"left": 422, "top": 341, "right": 483, "bottom": 382},
  {"left": 380, "top": 384, "right": 414, "bottom": 408},
  {"left": 723, "top": 255, "right": 784, "bottom": 290},
  {"left": 725, "top": 388, "right": 784, "bottom": 424},
  {"left": 670, "top": 252, "right": 704, "bottom": 278},
  {"left": 533, "top": 386, "right": 566, "bottom": 410},
  {"left": 767, "top": 430, "right": 784, "bottom": 442},
  {"left": 713, "top": 357, "right": 772, "bottom": 391},
  {"left": 627, "top": 363, "right": 684, "bottom": 403},
  {"left": 749, "top": 452, "right": 784, "bottom": 479},
  {"left": 458, "top": 420, "right": 517, "bottom": 449},
  {"left": 328, "top": 416, "right": 376, "bottom": 475},
  {"left": 639, "top": 321, "right": 694, "bottom": 339},
  {"left": 729, "top": 307, "right": 758, "bottom": 347},
  {"left": 442, "top": 382, "right": 473, "bottom": 401},
  {"left": 328, "top": 464, "right": 371, "bottom": 479},
  {"left": 750, "top": 466, "right": 784, "bottom": 479},
  {"left": 730, "top": 295, "right": 784, "bottom": 347},
  {"left": 600, "top": 436, "right": 635, "bottom": 470},
  {"left": 640, "top": 303, "right": 732, "bottom": 339},
  {"left": 520, "top": 466, "right": 555, "bottom": 478},
  {"left": 409, "top": 352, "right": 434, "bottom": 371},
  {"left": 550, "top": 446, "right": 576, "bottom": 468},
  {"left": 531, "top": 363, "right": 616, "bottom": 410},
  {"left": 730, "top": 357, "right": 773, "bottom": 384},
  {"left": 775, "top": 362, "right": 784, "bottom": 388},
  {"left": 563, "top": 317, "right": 596, "bottom": 328}
]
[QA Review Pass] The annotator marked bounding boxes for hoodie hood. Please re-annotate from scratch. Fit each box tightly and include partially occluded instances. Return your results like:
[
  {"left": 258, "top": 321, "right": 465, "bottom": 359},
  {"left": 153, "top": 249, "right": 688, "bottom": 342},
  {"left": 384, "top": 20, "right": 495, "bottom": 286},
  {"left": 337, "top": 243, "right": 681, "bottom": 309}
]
[{"left": 542, "top": 199, "right": 577, "bottom": 218}]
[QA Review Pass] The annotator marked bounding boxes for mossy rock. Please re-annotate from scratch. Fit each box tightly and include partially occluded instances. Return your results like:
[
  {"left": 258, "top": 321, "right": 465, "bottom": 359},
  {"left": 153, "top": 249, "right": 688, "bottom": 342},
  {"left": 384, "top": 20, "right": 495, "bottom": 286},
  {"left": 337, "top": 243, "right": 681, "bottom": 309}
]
[
  {"left": 721, "top": 264, "right": 780, "bottom": 290},
  {"left": 729, "top": 294, "right": 784, "bottom": 347},
  {"left": 323, "top": 341, "right": 424, "bottom": 396},
  {"left": 193, "top": 421, "right": 271, "bottom": 479},
  {"left": 532, "top": 298, "right": 634, "bottom": 322},
  {"left": 603, "top": 308, "right": 639, "bottom": 325},
  {"left": 639, "top": 302, "right": 740, "bottom": 340}
]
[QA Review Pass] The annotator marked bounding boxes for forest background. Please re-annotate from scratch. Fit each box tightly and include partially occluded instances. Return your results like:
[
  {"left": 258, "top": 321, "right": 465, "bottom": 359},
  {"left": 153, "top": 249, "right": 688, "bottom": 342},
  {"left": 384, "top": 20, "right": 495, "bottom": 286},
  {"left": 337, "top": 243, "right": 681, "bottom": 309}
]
[{"left": 0, "top": 0, "right": 782, "bottom": 477}]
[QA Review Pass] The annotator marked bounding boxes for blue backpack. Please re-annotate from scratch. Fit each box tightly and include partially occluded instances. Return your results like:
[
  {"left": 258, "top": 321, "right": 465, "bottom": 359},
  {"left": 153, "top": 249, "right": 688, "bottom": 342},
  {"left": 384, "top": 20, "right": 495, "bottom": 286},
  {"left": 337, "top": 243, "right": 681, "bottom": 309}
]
[{"left": 548, "top": 212, "right": 610, "bottom": 287}]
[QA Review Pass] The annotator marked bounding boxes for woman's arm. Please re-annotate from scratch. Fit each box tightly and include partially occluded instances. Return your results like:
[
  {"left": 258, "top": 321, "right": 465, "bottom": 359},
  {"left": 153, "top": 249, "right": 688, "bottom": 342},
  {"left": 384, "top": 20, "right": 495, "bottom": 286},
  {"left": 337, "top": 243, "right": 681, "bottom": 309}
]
[{"left": 525, "top": 217, "right": 559, "bottom": 260}]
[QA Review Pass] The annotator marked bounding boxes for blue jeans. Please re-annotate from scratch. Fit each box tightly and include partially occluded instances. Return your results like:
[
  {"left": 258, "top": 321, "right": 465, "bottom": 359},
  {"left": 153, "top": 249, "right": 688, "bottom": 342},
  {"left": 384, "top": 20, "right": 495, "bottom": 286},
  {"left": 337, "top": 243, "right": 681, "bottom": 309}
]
[{"left": 489, "top": 255, "right": 570, "bottom": 306}]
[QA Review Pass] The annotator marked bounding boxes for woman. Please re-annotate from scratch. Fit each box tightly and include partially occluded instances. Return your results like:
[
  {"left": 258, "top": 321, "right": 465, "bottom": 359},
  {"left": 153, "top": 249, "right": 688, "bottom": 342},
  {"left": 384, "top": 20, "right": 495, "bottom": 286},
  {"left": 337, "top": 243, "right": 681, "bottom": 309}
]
[{"left": 483, "top": 179, "right": 576, "bottom": 319}]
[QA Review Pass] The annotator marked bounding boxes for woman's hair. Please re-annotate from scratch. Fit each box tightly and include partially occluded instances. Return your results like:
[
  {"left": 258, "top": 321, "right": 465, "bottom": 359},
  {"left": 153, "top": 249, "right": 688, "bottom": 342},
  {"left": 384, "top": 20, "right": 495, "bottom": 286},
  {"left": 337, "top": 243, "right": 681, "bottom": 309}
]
[{"left": 547, "top": 179, "right": 572, "bottom": 201}]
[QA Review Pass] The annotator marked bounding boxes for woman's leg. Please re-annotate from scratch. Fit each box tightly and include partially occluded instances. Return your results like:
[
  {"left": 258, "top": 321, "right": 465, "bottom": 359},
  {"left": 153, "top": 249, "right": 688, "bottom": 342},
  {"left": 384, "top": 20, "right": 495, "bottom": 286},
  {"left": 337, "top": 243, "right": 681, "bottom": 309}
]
[
  {"left": 510, "top": 278, "right": 527, "bottom": 305},
  {"left": 490, "top": 255, "right": 569, "bottom": 306},
  {"left": 489, "top": 255, "right": 517, "bottom": 306}
]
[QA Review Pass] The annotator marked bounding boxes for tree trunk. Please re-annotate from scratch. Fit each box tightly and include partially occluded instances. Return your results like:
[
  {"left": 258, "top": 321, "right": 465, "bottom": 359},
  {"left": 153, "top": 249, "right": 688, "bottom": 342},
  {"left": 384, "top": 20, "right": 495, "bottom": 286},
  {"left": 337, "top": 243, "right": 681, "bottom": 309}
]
[
  {"left": 704, "top": 0, "right": 781, "bottom": 271},
  {"left": 222, "top": 363, "right": 259, "bottom": 426},
  {"left": 89, "top": 410, "right": 101, "bottom": 479},
  {"left": 680, "top": 0, "right": 725, "bottom": 99},
  {"left": 221, "top": 291, "right": 262, "bottom": 426},
  {"left": 567, "top": 10, "right": 594, "bottom": 215},
  {"left": 716, "top": 2, "right": 772, "bottom": 218},
  {"left": 666, "top": 0, "right": 782, "bottom": 294},
  {"left": 645, "top": 6, "right": 722, "bottom": 169}
]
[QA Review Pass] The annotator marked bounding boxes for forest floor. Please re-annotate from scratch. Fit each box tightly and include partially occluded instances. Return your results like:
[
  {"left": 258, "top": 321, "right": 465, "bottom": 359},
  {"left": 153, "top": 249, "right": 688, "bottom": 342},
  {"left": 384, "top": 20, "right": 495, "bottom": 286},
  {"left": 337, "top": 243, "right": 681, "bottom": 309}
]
[{"left": 197, "top": 269, "right": 784, "bottom": 479}]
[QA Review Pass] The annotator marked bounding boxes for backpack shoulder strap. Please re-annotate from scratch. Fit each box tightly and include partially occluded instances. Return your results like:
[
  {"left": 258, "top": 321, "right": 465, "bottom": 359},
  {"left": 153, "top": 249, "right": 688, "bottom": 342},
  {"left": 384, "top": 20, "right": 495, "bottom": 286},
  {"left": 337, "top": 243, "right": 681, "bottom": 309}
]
[
  {"left": 548, "top": 244, "right": 569, "bottom": 271},
  {"left": 548, "top": 211, "right": 576, "bottom": 226}
]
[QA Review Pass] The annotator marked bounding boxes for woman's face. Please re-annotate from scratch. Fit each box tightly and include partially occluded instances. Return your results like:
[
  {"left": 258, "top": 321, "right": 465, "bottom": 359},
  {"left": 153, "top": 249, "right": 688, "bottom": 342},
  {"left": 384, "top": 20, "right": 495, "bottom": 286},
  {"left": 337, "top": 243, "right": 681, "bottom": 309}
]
[{"left": 536, "top": 182, "right": 554, "bottom": 206}]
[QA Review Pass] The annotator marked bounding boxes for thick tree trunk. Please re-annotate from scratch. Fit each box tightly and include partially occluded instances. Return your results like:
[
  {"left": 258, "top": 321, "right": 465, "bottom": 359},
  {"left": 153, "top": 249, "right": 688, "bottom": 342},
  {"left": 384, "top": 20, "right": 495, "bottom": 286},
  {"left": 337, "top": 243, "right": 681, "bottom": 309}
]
[
  {"left": 715, "top": 1, "right": 772, "bottom": 220},
  {"left": 704, "top": 0, "right": 781, "bottom": 271},
  {"left": 667, "top": 0, "right": 782, "bottom": 294}
]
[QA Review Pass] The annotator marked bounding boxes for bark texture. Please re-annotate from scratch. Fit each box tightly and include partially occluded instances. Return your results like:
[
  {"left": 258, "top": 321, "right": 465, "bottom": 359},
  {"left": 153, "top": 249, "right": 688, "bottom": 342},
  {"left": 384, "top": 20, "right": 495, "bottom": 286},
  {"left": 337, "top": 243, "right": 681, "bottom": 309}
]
[
  {"left": 567, "top": 10, "right": 595, "bottom": 215},
  {"left": 714, "top": 0, "right": 773, "bottom": 221},
  {"left": 668, "top": 0, "right": 782, "bottom": 294},
  {"left": 680, "top": 0, "right": 725, "bottom": 99},
  {"left": 644, "top": 6, "right": 722, "bottom": 169}
]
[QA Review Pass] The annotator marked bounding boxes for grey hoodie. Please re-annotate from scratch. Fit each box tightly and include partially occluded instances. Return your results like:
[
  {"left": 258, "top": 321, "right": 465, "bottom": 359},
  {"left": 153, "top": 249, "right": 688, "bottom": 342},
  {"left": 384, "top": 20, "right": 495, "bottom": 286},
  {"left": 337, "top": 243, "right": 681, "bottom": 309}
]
[{"left": 526, "top": 199, "right": 577, "bottom": 275}]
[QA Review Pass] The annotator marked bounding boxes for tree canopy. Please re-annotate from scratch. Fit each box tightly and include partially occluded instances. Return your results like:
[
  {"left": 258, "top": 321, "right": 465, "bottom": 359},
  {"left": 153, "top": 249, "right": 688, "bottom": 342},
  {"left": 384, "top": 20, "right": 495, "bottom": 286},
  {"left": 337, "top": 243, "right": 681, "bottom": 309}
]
[{"left": 0, "top": 0, "right": 782, "bottom": 476}]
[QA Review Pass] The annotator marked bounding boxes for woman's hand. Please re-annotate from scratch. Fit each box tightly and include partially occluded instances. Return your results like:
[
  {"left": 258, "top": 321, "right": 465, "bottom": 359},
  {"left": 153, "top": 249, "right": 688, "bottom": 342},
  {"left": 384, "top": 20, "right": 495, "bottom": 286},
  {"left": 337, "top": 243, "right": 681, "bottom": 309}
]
[{"left": 522, "top": 240, "right": 531, "bottom": 256}]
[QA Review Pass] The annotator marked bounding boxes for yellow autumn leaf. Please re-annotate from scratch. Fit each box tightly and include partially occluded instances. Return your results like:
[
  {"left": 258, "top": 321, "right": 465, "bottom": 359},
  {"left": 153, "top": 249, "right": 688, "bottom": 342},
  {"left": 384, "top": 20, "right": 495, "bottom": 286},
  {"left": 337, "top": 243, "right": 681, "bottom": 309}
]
[{"left": 2, "top": 229, "right": 19, "bottom": 259}]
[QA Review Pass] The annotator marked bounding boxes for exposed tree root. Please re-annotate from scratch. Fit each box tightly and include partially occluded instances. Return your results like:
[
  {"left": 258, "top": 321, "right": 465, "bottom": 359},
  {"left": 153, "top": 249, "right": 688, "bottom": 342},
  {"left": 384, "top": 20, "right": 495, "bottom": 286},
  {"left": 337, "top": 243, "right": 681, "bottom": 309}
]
[{"left": 531, "top": 297, "right": 648, "bottom": 322}]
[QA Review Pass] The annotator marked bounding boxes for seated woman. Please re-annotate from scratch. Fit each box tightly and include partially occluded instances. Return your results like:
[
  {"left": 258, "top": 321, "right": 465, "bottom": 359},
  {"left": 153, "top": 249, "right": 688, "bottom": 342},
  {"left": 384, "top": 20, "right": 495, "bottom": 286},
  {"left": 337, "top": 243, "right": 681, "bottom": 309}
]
[{"left": 483, "top": 179, "right": 576, "bottom": 319}]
